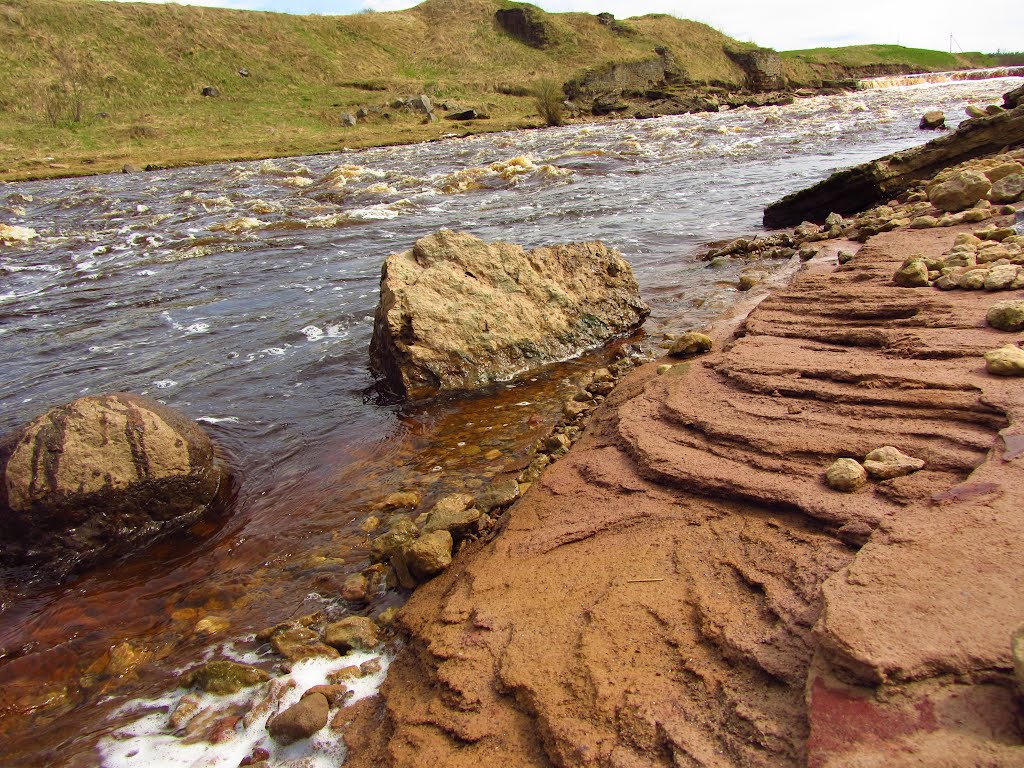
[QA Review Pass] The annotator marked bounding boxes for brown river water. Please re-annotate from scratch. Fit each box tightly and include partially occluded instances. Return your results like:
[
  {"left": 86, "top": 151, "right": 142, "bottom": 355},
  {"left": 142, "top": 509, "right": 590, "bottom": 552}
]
[{"left": 0, "top": 74, "right": 1020, "bottom": 766}]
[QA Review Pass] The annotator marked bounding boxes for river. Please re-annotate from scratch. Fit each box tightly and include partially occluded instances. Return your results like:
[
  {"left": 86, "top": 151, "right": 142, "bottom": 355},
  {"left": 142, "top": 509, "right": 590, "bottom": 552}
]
[{"left": 0, "top": 74, "right": 1020, "bottom": 766}]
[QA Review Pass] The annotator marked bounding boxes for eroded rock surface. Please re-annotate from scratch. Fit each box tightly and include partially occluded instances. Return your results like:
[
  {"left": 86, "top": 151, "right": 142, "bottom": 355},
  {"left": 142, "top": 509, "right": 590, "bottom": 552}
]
[
  {"left": 345, "top": 223, "right": 1024, "bottom": 767},
  {"left": 0, "top": 393, "right": 225, "bottom": 575},
  {"left": 369, "top": 230, "right": 649, "bottom": 400}
]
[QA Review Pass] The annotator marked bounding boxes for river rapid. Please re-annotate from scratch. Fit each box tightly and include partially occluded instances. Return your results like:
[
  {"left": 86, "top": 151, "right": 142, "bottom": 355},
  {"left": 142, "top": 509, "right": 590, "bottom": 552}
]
[{"left": 0, "top": 75, "right": 1020, "bottom": 765}]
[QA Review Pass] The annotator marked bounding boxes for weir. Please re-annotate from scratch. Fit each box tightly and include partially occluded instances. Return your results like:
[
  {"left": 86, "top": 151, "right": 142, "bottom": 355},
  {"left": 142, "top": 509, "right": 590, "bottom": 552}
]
[{"left": 859, "top": 65, "right": 1024, "bottom": 90}]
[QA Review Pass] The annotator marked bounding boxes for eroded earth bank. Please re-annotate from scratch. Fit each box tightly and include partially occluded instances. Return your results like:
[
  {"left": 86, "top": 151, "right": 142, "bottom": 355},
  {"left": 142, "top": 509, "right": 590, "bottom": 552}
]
[{"left": 343, "top": 193, "right": 1024, "bottom": 764}]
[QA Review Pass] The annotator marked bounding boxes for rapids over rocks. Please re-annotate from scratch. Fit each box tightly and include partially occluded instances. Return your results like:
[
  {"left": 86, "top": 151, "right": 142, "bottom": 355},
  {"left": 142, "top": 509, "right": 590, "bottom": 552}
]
[{"left": 0, "top": 74, "right": 1020, "bottom": 766}]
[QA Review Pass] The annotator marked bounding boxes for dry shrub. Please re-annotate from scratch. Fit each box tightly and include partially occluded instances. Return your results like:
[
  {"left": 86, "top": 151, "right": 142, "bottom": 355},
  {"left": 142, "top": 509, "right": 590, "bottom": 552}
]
[
  {"left": 128, "top": 124, "right": 160, "bottom": 140},
  {"left": 534, "top": 78, "right": 564, "bottom": 127}
]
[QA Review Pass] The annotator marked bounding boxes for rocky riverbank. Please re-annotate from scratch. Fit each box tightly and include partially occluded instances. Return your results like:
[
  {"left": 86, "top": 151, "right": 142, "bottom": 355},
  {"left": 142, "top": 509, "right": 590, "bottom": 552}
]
[{"left": 339, "top": 155, "right": 1024, "bottom": 763}]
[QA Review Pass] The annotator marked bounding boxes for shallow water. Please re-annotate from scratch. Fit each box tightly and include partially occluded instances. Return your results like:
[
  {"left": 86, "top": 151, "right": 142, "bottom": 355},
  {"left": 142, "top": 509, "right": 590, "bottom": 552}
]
[{"left": 0, "top": 75, "right": 1020, "bottom": 765}]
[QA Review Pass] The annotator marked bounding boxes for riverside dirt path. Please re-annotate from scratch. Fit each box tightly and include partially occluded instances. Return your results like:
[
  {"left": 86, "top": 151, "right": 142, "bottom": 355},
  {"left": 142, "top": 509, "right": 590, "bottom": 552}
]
[{"left": 342, "top": 220, "right": 1024, "bottom": 767}]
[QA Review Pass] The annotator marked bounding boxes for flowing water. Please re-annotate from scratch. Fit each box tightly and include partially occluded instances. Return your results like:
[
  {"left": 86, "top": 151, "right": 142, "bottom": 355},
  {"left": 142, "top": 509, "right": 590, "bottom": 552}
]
[{"left": 0, "top": 75, "right": 1020, "bottom": 766}]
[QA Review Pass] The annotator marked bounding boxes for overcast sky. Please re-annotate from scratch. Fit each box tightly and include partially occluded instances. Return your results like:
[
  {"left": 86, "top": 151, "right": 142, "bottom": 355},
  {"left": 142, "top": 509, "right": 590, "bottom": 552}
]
[{"left": 101, "top": 0, "right": 1023, "bottom": 54}]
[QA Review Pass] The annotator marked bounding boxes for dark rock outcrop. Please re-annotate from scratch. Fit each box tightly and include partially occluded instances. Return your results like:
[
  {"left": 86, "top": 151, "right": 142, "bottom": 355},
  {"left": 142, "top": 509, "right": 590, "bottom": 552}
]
[
  {"left": 565, "top": 47, "right": 682, "bottom": 102},
  {"left": 764, "top": 101, "right": 1024, "bottom": 227},
  {"left": 1004, "top": 83, "right": 1024, "bottom": 109},
  {"left": 0, "top": 393, "right": 226, "bottom": 575},
  {"left": 445, "top": 108, "right": 488, "bottom": 121},
  {"left": 369, "top": 230, "right": 649, "bottom": 400},
  {"left": 495, "top": 5, "right": 554, "bottom": 49},
  {"left": 726, "top": 47, "right": 786, "bottom": 91}
]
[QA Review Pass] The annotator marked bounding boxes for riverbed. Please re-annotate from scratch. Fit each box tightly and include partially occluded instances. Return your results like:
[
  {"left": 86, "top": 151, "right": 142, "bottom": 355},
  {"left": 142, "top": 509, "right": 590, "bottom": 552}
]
[{"left": 0, "top": 74, "right": 1020, "bottom": 765}]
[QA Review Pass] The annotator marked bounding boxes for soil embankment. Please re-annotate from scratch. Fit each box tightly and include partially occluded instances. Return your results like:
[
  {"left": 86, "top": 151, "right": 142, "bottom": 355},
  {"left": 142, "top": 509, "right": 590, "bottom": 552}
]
[{"left": 344, "top": 218, "right": 1024, "bottom": 764}]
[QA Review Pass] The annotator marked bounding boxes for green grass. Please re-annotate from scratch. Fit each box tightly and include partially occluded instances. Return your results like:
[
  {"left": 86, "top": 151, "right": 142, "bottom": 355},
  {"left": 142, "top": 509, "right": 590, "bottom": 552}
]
[
  {"left": 0, "top": 0, "right": 757, "bottom": 180},
  {"left": 0, "top": 1, "right": 1015, "bottom": 181},
  {"left": 781, "top": 44, "right": 1024, "bottom": 85}
]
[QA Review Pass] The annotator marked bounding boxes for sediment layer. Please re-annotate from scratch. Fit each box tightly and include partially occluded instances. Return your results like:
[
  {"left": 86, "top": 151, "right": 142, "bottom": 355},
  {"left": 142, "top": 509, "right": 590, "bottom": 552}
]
[{"left": 345, "top": 222, "right": 1024, "bottom": 766}]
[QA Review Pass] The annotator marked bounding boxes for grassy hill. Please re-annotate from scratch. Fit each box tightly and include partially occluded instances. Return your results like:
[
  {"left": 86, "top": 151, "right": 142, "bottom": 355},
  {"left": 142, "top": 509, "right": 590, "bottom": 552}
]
[
  {"left": 1, "top": 1, "right": 1019, "bottom": 182},
  {"left": 0, "top": 0, "right": 755, "bottom": 180},
  {"left": 782, "top": 44, "right": 1024, "bottom": 85}
]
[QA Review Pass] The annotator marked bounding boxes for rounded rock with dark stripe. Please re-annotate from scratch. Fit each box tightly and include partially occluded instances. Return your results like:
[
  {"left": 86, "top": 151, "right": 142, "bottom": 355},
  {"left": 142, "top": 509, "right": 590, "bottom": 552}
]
[{"left": 0, "top": 393, "right": 226, "bottom": 576}]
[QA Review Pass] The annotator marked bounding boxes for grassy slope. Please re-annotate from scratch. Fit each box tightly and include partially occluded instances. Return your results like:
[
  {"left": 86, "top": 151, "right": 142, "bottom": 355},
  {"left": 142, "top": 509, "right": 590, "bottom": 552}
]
[
  {"left": 782, "top": 43, "right": 1024, "bottom": 84},
  {"left": 0, "top": 0, "right": 750, "bottom": 180}
]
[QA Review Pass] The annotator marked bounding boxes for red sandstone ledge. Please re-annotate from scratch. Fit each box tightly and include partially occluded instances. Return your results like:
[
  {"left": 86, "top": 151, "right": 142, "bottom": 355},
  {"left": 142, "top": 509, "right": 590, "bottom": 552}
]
[{"left": 344, "top": 220, "right": 1024, "bottom": 766}]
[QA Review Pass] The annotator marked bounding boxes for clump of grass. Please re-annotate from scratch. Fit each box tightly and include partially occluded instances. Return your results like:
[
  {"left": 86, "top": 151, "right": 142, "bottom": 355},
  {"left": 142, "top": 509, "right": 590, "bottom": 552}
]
[{"left": 534, "top": 78, "right": 564, "bottom": 126}]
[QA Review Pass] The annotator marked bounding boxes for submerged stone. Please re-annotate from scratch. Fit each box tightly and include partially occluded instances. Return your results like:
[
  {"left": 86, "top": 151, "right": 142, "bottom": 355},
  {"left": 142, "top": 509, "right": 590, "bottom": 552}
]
[{"left": 180, "top": 660, "right": 270, "bottom": 695}]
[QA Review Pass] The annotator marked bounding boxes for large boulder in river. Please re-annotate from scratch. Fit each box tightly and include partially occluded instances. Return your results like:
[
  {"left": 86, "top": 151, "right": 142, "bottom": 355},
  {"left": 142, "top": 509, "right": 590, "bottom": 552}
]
[
  {"left": 369, "top": 230, "right": 649, "bottom": 400},
  {"left": 0, "top": 393, "right": 225, "bottom": 575}
]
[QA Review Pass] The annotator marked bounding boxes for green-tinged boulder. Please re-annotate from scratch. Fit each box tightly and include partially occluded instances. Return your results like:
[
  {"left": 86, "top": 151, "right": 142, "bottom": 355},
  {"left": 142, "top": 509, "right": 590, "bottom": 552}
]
[
  {"left": 180, "top": 660, "right": 270, "bottom": 695},
  {"left": 369, "top": 231, "right": 649, "bottom": 400},
  {"left": 919, "top": 111, "right": 944, "bottom": 130},
  {"left": 825, "top": 458, "right": 868, "bottom": 492},
  {"left": 323, "top": 616, "right": 381, "bottom": 651},
  {"left": 404, "top": 530, "right": 453, "bottom": 580},
  {"left": 986, "top": 300, "right": 1024, "bottom": 331},
  {"left": 422, "top": 493, "right": 480, "bottom": 535},
  {"left": 862, "top": 446, "right": 925, "bottom": 480},
  {"left": 984, "top": 344, "right": 1024, "bottom": 376},
  {"left": 270, "top": 626, "right": 339, "bottom": 661},
  {"left": 369, "top": 517, "right": 419, "bottom": 562},
  {"left": 984, "top": 162, "right": 1023, "bottom": 183},
  {"left": 927, "top": 171, "right": 992, "bottom": 212},
  {"left": 668, "top": 331, "right": 713, "bottom": 358},
  {"left": 476, "top": 478, "right": 520, "bottom": 512},
  {"left": 893, "top": 258, "right": 929, "bottom": 287},
  {"left": 990, "top": 173, "right": 1024, "bottom": 204},
  {"left": 984, "top": 264, "right": 1021, "bottom": 291},
  {"left": 958, "top": 269, "right": 989, "bottom": 290}
]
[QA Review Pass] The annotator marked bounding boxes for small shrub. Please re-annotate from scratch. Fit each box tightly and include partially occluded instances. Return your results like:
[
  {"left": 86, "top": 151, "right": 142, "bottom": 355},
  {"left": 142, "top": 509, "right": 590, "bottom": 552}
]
[
  {"left": 127, "top": 124, "right": 160, "bottom": 140},
  {"left": 534, "top": 78, "right": 564, "bottom": 127}
]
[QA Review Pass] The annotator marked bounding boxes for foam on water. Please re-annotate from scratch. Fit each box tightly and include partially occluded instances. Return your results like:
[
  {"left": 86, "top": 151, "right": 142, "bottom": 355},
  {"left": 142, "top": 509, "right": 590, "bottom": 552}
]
[{"left": 98, "top": 652, "right": 390, "bottom": 768}]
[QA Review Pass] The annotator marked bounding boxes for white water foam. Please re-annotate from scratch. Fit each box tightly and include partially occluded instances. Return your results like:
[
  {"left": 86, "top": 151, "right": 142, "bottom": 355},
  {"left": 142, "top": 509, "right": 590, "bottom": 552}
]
[{"left": 98, "top": 652, "right": 390, "bottom": 768}]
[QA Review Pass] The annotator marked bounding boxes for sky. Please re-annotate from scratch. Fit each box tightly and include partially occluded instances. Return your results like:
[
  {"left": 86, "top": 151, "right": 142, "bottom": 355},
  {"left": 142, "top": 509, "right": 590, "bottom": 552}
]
[{"left": 100, "top": 0, "right": 1024, "bottom": 54}]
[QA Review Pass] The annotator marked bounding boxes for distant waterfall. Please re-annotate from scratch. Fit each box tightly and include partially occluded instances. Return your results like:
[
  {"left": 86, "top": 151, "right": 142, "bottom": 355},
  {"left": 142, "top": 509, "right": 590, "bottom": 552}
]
[{"left": 859, "top": 66, "right": 1024, "bottom": 90}]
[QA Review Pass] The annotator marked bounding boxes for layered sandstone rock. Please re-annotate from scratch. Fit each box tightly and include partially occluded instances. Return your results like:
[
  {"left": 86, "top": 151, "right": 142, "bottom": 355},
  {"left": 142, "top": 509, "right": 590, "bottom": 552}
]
[
  {"left": 369, "top": 230, "right": 649, "bottom": 400},
  {"left": 344, "top": 221, "right": 1024, "bottom": 768},
  {"left": 0, "top": 393, "right": 225, "bottom": 574}
]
